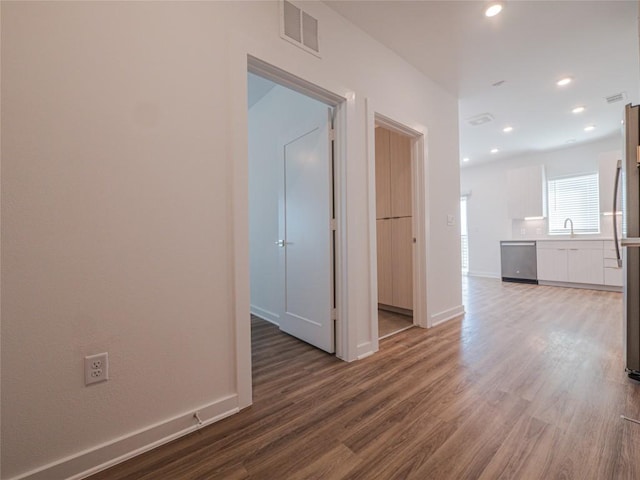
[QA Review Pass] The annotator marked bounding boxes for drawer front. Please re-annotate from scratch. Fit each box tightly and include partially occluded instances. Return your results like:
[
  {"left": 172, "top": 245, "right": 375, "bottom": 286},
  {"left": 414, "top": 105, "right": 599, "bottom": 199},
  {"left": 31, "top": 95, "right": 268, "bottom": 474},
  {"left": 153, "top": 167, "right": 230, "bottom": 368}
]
[
  {"left": 537, "top": 241, "right": 569, "bottom": 250},
  {"left": 604, "top": 258, "right": 621, "bottom": 268},
  {"left": 603, "top": 248, "right": 619, "bottom": 259},
  {"left": 604, "top": 267, "right": 623, "bottom": 287},
  {"left": 565, "top": 240, "right": 603, "bottom": 250},
  {"left": 536, "top": 240, "right": 603, "bottom": 250}
]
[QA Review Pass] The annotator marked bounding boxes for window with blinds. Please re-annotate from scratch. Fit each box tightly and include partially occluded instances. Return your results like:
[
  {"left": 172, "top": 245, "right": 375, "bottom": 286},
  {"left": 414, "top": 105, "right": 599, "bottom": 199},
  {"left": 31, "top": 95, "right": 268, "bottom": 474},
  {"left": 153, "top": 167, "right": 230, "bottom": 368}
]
[{"left": 547, "top": 173, "right": 600, "bottom": 234}]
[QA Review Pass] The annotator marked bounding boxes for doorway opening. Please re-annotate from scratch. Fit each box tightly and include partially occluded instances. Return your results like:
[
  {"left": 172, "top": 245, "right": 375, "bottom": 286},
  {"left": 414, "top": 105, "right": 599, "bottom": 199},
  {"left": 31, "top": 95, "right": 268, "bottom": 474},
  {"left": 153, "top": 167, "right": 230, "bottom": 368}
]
[
  {"left": 374, "top": 124, "right": 415, "bottom": 339},
  {"left": 247, "top": 62, "right": 343, "bottom": 364}
]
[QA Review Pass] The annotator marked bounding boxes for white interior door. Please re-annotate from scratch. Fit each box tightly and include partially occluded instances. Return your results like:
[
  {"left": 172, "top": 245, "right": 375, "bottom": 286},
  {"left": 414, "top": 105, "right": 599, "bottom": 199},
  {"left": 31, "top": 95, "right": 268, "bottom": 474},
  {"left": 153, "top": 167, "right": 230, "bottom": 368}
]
[{"left": 278, "top": 110, "right": 334, "bottom": 353}]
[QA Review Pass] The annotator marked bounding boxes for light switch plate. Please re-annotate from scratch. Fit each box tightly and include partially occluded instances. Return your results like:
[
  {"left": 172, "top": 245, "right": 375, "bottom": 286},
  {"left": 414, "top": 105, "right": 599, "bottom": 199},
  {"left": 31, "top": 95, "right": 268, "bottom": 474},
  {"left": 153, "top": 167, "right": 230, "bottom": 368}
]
[{"left": 447, "top": 214, "right": 455, "bottom": 226}]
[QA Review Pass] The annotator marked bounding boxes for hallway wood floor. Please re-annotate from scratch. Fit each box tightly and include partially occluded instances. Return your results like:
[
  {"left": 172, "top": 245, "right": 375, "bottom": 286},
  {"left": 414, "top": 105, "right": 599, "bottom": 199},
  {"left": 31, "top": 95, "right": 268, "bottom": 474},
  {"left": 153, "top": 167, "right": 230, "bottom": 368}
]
[{"left": 90, "top": 277, "right": 640, "bottom": 479}]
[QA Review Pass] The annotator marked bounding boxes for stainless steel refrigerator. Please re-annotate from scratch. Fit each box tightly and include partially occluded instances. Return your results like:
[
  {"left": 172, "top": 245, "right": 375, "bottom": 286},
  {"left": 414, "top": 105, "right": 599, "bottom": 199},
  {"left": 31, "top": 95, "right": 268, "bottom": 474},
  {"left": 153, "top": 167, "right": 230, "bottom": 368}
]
[{"left": 616, "top": 103, "right": 640, "bottom": 382}]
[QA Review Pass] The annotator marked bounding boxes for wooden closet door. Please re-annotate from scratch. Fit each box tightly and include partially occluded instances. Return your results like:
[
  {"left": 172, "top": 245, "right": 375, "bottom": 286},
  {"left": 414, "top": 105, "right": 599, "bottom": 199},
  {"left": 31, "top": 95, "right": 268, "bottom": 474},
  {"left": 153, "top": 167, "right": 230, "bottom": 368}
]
[
  {"left": 375, "top": 128, "right": 391, "bottom": 219},
  {"left": 390, "top": 131, "right": 412, "bottom": 218},
  {"left": 376, "top": 219, "right": 393, "bottom": 305},
  {"left": 392, "top": 217, "right": 413, "bottom": 310}
]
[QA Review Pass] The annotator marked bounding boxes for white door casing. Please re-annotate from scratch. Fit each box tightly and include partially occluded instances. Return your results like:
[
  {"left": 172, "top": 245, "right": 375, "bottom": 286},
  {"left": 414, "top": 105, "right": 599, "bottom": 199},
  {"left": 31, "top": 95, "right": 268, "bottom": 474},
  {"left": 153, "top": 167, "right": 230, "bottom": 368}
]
[{"left": 278, "top": 109, "right": 335, "bottom": 353}]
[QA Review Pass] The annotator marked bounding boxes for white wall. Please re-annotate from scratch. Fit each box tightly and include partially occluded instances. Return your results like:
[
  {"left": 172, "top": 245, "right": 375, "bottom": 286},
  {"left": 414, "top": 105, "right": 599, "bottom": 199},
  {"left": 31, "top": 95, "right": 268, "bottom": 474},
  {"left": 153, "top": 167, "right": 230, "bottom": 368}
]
[
  {"left": 248, "top": 82, "right": 328, "bottom": 324},
  {"left": 460, "top": 135, "right": 622, "bottom": 278},
  {"left": 1, "top": 1, "right": 461, "bottom": 478}
]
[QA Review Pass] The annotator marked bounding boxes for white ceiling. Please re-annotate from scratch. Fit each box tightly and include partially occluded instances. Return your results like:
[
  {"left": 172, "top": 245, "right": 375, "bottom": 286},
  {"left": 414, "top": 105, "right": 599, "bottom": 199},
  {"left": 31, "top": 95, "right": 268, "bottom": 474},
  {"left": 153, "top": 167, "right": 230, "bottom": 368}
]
[{"left": 325, "top": 0, "right": 640, "bottom": 166}]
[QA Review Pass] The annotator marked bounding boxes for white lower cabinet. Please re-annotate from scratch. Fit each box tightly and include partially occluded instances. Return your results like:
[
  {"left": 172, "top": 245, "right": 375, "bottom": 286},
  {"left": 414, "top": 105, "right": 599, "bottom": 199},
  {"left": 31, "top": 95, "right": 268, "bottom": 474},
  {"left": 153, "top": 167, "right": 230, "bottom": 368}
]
[
  {"left": 567, "top": 247, "right": 604, "bottom": 284},
  {"left": 603, "top": 242, "right": 623, "bottom": 287},
  {"left": 537, "top": 247, "right": 568, "bottom": 282},
  {"left": 537, "top": 240, "right": 604, "bottom": 286}
]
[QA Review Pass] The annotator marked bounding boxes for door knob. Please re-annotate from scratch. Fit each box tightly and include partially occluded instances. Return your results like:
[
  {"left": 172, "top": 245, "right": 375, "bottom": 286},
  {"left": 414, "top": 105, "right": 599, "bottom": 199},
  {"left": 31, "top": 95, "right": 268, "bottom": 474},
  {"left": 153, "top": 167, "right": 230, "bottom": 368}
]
[{"left": 275, "top": 239, "right": 285, "bottom": 247}]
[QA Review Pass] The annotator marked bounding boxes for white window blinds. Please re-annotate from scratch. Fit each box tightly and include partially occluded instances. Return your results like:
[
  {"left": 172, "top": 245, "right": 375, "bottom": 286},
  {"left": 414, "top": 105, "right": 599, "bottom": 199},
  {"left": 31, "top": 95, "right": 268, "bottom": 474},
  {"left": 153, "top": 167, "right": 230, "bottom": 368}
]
[{"left": 547, "top": 173, "right": 600, "bottom": 234}]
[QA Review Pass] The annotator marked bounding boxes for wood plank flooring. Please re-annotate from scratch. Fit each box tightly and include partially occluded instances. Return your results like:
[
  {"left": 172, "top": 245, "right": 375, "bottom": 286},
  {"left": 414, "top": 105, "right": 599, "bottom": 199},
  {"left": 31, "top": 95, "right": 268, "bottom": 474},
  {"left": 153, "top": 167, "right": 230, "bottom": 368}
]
[
  {"left": 378, "top": 309, "right": 413, "bottom": 338},
  {"left": 89, "top": 277, "right": 640, "bottom": 479}
]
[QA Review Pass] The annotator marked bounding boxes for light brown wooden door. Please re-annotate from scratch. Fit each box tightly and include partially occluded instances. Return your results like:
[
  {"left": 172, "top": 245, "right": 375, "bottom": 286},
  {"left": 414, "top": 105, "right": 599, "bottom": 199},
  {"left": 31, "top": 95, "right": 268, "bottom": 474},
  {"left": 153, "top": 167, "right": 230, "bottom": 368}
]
[
  {"left": 375, "top": 128, "right": 391, "bottom": 219},
  {"left": 376, "top": 218, "right": 393, "bottom": 305},
  {"left": 392, "top": 217, "right": 413, "bottom": 309},
  {"left": 390, "top": 131, "right": 412, "bottom": 218}
]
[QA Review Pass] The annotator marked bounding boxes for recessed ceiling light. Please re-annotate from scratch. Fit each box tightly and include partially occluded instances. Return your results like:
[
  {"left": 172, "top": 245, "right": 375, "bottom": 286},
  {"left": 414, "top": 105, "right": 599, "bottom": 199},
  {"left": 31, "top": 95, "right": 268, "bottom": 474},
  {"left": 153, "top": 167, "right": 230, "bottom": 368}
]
[
  {"left": 490, "top": 148, "right": 499, "bottom": 154},
  {"left": 485, "top": 3, "right": 503, "bottom": 17},
  {"left": 584, "top": 125, "right": 596, "bottom": 132},
  {"left": 566, "top": 138, "right": 576, "bottom": 144},
  {"left": 572, "top": 106, "right": 585, "bottom": 114},
  {"left": 556, "top": 77, "right": 573, "bottom": 86},
  {"left": 502, "top": 126, "right": 513, "bottom": 133},
  {"left": 463, "top": 157, "right": 470, "bottom": 162}
]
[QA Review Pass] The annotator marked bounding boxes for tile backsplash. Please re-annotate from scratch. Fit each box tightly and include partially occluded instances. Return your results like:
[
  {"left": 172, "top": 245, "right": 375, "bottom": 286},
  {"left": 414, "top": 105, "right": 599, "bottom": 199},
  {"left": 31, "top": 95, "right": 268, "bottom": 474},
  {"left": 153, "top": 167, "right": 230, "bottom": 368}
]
[{"left": 512, "top": 215, "right": 621, "bottom": 239}]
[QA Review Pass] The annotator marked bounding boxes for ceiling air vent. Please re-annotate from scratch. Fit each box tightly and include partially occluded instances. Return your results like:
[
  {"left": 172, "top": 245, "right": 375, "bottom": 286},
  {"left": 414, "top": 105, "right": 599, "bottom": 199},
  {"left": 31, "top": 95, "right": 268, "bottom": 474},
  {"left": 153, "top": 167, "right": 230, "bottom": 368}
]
[
  {"left": 466, "top": 113, "right": 494, "bottom": 127},
  {"left": 605, "top": 92, "right": 627, "bottom": 104},
  {"left": 280, "top": 1, "right": 321, "bottom": 57}
]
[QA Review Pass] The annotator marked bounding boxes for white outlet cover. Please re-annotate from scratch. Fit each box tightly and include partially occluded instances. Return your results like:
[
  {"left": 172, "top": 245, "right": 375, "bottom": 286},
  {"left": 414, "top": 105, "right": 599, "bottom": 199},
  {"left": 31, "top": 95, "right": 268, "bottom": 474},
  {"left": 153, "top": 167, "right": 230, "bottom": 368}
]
[{"left": 85, "top": 352, "right": 109, "bottom": 385}]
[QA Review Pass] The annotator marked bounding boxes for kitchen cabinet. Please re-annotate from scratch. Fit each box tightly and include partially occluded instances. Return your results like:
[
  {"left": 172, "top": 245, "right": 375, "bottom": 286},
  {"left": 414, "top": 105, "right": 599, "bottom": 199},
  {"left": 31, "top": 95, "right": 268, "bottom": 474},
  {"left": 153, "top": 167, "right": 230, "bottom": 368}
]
[
  {"left": 537, "top": 246, "right": 567, "bottom": 282},
  {"left": 603, "top": 241, "right": 623, "bottom": 287},
  {"left": 507, "top": 165, "right": 546, "bottom": 219},
  {"left": 376, "top": 219, "right": 393, "bottom": 305},
  {"left": 567, "top": 246, "right": 604, "bottom": 284},
  {"left": 375, "top": 126, "right": 413, "bottom": 311},
  {"left": 375, "top": 128, "right": 391, "bottom": 219},
  {"left": 375, "top": 127, "right": 412, "bottom": 219},
  {"left": 376, "top": 219, "right": 413, "bottom": 309},
  {"left": 390, "top": 131, "right": 412, "bottom": 218},
  {"left": 537, "top": 240, "right": 605, "bottom": 285},
  {"left": 391, "top": 217, "right": 413, "bottom": 309}
]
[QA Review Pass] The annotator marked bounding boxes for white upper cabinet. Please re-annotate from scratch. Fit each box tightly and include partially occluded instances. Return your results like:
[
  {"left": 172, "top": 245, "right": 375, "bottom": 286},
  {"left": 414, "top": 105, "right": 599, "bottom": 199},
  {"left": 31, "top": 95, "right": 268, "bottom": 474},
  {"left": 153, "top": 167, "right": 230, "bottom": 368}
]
[{"left": 507, "top": 165, "right": 546, "bottom": 219}]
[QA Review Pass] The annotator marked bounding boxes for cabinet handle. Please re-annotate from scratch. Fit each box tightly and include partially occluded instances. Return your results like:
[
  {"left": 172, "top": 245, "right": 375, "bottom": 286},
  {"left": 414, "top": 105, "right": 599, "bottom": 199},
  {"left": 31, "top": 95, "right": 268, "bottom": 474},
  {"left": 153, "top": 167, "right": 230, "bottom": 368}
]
[
  {"left": 613, "top": 160, "right": 622, "bottom": 267},
  {"left": 622, "top": 238, "right": 640, "bottom": 247}
]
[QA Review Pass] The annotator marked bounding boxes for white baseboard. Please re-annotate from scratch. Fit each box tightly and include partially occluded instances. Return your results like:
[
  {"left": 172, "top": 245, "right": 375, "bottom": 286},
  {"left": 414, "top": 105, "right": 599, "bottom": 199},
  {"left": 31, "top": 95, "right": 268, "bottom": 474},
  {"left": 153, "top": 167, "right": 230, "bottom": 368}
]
[
  {"left": 467, "top": 270, "right": 500, "bottom": 279},
  {"left": 538, "top": 280, "right": 623, "bottom": 292},
  {"left": 430, "top": 305, "right": 465, "bottom": 327},
  {"left": 250, "top": 305, "right": 280, "bottom": 325},
  {"left": 10, "top": 395, "right": 239, "bottom": 480},
  {"left": 356, "top": 341, "right": 376, "bottom": 360}
]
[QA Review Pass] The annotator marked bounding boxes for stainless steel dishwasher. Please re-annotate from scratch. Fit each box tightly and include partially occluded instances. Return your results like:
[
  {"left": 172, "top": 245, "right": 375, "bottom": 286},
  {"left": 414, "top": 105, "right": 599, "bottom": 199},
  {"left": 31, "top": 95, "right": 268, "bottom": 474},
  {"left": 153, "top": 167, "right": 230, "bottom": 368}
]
[{"left": 500, "top": 241, "right": 538, "bottom": 284}]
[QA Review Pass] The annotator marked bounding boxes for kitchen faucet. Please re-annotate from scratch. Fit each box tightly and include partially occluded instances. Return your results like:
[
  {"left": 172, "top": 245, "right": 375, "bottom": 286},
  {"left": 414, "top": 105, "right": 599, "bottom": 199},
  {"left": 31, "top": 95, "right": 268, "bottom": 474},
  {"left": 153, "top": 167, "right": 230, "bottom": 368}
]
[{"left": 564, "top": 218, "right": 574, "bottom": 237}]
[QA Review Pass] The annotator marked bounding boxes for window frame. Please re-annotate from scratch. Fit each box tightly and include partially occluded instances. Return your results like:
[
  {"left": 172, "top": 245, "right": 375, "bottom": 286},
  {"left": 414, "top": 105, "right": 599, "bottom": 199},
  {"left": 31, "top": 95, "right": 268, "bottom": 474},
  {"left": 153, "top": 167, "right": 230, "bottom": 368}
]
[{"left": 546, "top": 172, "right": 600, "bottom": 235}]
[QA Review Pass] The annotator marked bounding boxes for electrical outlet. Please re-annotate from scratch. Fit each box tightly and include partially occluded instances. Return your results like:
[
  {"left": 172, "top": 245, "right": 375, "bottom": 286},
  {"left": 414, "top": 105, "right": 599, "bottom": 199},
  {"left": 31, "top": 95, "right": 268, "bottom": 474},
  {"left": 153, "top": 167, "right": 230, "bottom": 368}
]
[{"left": 85, "top": 352, "right": 109, "bottom": 385}]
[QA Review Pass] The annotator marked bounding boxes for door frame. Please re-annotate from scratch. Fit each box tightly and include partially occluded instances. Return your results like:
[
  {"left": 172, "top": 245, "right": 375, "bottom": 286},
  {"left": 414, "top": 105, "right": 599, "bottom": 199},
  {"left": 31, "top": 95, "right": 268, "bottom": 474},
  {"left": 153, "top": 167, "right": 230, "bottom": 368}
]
[
  {"left": 366, "top": 99, "right": 429, "bottom": 351},
  {"left": 236, "top": 55, "right": 355, "bottom": 407}
]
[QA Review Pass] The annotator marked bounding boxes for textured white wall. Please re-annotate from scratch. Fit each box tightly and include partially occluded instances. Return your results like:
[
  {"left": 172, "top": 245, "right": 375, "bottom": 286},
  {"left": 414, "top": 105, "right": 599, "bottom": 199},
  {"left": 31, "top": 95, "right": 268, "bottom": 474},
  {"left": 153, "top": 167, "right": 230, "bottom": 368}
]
[
  {"left": 1, "top": 1, "right": 461, "bottom": 478},
  {"left": 460, "top": 135, "right": 622, "bottom": 278},
  {"left": 248, "top": 83, "right": 329, "bottom": 324}
]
